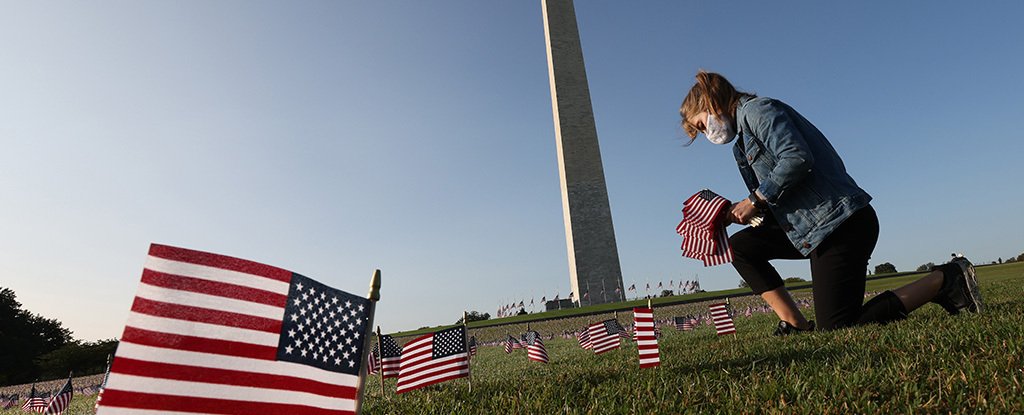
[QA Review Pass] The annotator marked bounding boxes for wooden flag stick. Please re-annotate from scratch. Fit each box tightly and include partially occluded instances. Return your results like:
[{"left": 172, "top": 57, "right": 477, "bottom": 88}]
[
  {"left": 375, "top": 326, "right": 387, "bottom": 399},
  {"left": 355, "top": 269, "right": 381, "bottom": 415},
  {"left": 463, "top": 311, "right": 472, "bottom": 393}
]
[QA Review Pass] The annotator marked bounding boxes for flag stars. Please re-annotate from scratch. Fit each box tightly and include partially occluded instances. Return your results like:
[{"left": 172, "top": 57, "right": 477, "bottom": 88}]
[{"left": 296, "top": 282, "right": 304, "bottom": 291}]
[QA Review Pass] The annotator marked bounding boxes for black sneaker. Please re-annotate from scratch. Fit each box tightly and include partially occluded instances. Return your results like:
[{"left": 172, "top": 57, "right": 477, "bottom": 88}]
[
  {"left": 931, "top": 257, "right": 983, "bottom": 314},
  {"left": 773, "top": 320, "right": 815, "bottom": 336}
]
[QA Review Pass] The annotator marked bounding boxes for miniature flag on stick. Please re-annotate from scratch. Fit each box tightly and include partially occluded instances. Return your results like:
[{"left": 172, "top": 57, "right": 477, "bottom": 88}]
[
  {"left": 396, "top": 326, "right": 470, "bottom": 394},
  {"left": 468, "top": 336, "right": 478, "bottom": 357},
  {"left": 588, "top": 320, "right": 622, "bottom": 355},
  {"left": 43, "top": 375, "right": 73, "bottom": 415},
  {"left": 576, "top": 328, "right": 593, "bottom": 350},
  {"left": 22, "top": 384, "right": 47, "bottom": 412},
  {"left": 3, "top": 395, "right": 18, "bottom": 410},
  {"left": 524, "top": 331, "right": 549, "bottom": 364},
  {"left": 504, "top": 335, "right": 516, "bottom": 354},
  {"left": 709, "top": 302, "right": 736, "bottom": 336},
  {"left": 96, "top": 244, "right": 379, "bottom": 415},
  {"left": 633, "top": 306, "right": 660, "bottom": 368},
  {"left": 377, "top": 334, "right": 402, "bottom": 379}
]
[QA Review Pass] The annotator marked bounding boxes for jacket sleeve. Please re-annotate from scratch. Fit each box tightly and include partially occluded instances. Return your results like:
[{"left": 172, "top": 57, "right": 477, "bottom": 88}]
[{"left": 749, "top": 100, "right": 814, "bottom": 204}]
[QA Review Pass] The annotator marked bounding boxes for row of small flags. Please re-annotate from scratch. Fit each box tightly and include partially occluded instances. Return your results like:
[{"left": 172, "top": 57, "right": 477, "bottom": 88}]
[
  {"left": 54, "top": 243, "right": 738, "bottom": 414},
  {"left": 11, "top": 375, "right": 74, "bottom": 414}
]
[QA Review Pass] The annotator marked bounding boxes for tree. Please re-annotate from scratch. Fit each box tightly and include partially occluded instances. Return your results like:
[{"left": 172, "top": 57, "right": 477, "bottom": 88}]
[
  {"left": 455, "top": 311, "right": 491, "bottom": 325},
  {"left": 738, "top": 280, "right": 749, "bottom": 289},
  {"left": 0, "top": 287, "right": 74, "bottom": 385},
  {"left": 660, "top": 290, "right": 674, "bottom": 297},
  {"left": 916, "top": 262, "right": 936, "bottom": 272},
  {"left": 784, "top": 277, "right": 807, "bottom": 284},
  {"left": 874, "top": 263, "right": 897, "bottom": 274}
]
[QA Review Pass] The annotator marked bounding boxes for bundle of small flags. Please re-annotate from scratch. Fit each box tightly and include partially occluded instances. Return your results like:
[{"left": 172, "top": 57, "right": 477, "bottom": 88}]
[{"left": 676, "top": 189, "right": 734, "bottom": 266}]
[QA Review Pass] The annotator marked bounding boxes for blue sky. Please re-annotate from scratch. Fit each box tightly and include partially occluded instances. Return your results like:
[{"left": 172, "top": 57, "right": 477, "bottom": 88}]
[{"left": 2, "top": 1, "right": 1022, "bottom": 341}]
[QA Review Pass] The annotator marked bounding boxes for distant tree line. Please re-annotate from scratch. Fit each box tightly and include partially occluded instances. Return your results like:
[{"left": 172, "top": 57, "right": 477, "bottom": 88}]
[{"left": 1, "top": 287, "right": 117, "bottom": 386}]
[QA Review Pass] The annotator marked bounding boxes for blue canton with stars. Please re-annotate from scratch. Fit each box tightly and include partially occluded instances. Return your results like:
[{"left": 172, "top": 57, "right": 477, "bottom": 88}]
[
  {"left": 431, "top": 326, "right": 466, "bottom": 359},
  {"left": 277, "top": 273, "right": 371, "bottom": 375}
]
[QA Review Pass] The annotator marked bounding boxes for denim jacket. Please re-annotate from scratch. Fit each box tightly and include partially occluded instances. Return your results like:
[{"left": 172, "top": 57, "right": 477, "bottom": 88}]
[{"left": 733, "top": 96, "right": 871, "bottom": 255}]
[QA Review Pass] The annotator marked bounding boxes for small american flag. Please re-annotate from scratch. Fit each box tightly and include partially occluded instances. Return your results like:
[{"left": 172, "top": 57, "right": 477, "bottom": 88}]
[
  {"left": 22, "top": 384, "right": 48, "bottom": 412},
  {"left": 43, "top": 376, "right": 72, "bottom": 415},
  {"left": 504, "top": 336, "right": 515, "bottom": 354},
  {"left": 97, "top": 244, "right": 373, "bottom": 415},
  {"left": 396, "top": 326, "right": 469, "bottom": 394},
  {"left": 2, "top": 395, "right": 17, "bottom": 410},
  {"left": 709, "top": 303, "right": 737, "bottom": 336},
  {"left": 677, "top": 189, "right": 734, "bottom": 266},
  {"left": 588, "top": 319, "right": 622, "bottom": 355},
  {"left": 468, "top": 336, "right": 478, "bottom": 357},
  {"left": 94, "top": 356, "right": 111, "bottom": 413},
  {"left": 377, "top": 334, "right": 402, "bottom": 379},
  {"left": 633, "top": 307, "right": 660, "bottom": 369},
  {"left": 524, "top": 331, "right": 549, "bottom": 364},
  {"left": 368, "top": 344, "right": 380, "bottom": 375},
  {"left": 674, "top": 316, "right": 695, "bottom": 331},
  {"left": 576, "top": 328, "right": 592, "bottom": 350}
]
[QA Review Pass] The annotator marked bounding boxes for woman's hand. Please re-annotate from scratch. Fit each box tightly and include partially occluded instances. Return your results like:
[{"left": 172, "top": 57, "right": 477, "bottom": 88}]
[{"left": 728, "top": 199, "right": 760, "bottom": 225}]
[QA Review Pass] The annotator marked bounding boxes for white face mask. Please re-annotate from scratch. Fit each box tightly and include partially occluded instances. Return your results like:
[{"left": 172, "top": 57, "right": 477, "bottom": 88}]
[{"left": 705, "top": 113, "right": 736, "bottom": 145}]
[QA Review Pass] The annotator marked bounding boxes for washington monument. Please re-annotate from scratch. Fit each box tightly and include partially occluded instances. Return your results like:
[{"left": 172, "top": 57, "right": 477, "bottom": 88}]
[{"left": 542, "top": 0, "right": 625, "bottom": 305}]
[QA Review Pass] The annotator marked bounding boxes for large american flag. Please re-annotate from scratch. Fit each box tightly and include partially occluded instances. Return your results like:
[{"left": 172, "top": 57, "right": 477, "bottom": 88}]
[
  {"left": 524, "top": 331, "right": 548, "bottom": 364},
  {"left": 676, "top": 189, "right": 734, "bottom": 266},
  {"left": 43, "top": 376, "right": 72, "bottom": 415},
  {"left": 709, "top": 303, "right": 737, "bottom": 336},
  {"left": 378, "top": 334, "right": 402, "bottom": 379},
  {"left": 588, "top": 319, "right": 622, "bottom": 355},
  {"left": 22, "top": 384, "right": 47, "bottom": 413},
  {"left": 633, "top": 307, "right": 660, "bottom": 369},
  {"left": 576, "top": 328, "right": 592, "bottom": 350},
  {"left": 96, "top": 244, "right": 373, "bottom": 415},
  {"left": 396, "top": 326, "right": 469, "bottom": 394}
]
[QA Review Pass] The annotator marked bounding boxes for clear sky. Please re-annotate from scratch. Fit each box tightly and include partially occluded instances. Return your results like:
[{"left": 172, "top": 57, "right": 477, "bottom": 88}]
[{"left": 2, "top": 1, "right": 1022, "bottom": 341}]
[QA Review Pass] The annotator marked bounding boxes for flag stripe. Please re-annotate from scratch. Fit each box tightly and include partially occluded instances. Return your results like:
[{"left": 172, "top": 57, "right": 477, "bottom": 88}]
[
  {"left": 148, "top": 244, "right": 292, "bottom": 284},
  {"left": 99, "top": 389, "right": 351, "bottom": 415},
  {"left": 120, "top": 326, "right": 277, "bottom": 361},
  {"left": 109, "top": 357, "right": 356, "bottom": 399},
  {"left": 395, "top": 355, "right": 469, "bottom": 387},
  {"left": 144, "top": 256, "right": 290, "bottom": 296},
  {"left": 130, "top": 297, "right": 282, "bottom": 334},
  {"left": 124, "top": 312, "right": 279, "bottom": 347},
  {"left": 140, "top": 269, "right": 288, "bottom": 308},
  {"left": 135, "top": 282, "right": 285, "bottom": 321},
  {"left": 103, "top": 373, "right": 354, "bottom": 412},
  {"left": 113, "top": 341, "right": 353, "bottom": 386}
]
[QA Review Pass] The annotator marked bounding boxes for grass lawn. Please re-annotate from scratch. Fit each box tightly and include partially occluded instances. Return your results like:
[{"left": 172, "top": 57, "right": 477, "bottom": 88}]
[
  {"left": 363, "top": 262, "right": 1024, "bottom": 414},
  {"left": 5, "top": 263, "right": 1020, "bottom": 414}
]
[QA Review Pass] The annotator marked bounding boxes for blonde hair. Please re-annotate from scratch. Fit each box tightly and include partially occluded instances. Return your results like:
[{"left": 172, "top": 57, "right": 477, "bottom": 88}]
[{"left": 679, "top": 71, "right": 755, "bottom": 141}]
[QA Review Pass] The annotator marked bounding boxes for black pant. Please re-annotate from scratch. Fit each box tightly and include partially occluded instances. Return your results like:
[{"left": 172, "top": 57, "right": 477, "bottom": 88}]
[{"left": 730, "top": 205, "right": 907, "bottom": 330}]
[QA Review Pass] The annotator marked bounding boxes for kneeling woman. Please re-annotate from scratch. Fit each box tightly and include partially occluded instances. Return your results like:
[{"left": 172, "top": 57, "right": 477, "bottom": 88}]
[{"left": 679, "top": 71, "right": 982, "bottom": 334}]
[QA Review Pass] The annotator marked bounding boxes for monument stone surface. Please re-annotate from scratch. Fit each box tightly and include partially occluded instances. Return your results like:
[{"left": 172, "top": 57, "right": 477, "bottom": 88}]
[{"left": 542, "top": 0, "right": 625, "bottom": 305}]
